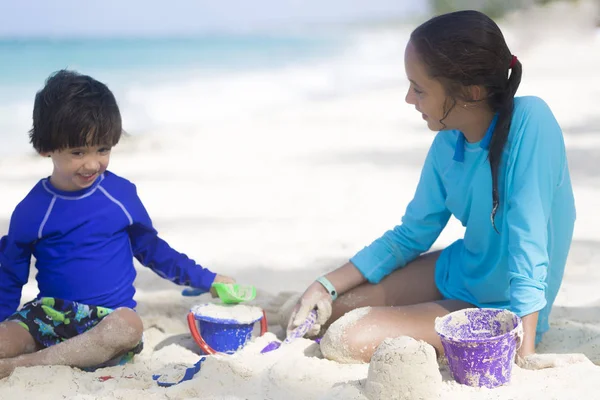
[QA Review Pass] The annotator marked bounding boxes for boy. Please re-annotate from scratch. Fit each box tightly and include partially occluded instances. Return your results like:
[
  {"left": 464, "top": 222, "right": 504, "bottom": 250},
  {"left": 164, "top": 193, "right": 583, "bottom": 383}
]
[{"left": 0, "top": 70, "right": 234, "bottom": 378}]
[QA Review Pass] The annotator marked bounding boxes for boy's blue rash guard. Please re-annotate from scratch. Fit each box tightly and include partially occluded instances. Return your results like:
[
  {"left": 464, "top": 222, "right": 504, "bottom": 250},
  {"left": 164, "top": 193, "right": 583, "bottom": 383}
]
[
  {"left": 350, "top": 96, "right": 576, "bottom": 342},
  {"left": 0, "top": 171, "right": 217, "bottom": 322}
]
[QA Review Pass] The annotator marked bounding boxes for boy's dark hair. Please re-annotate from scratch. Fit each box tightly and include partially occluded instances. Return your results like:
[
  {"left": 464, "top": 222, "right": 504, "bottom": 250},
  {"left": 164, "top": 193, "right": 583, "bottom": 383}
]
[
  {"left": 410, "top": 10, "right": 522, "bottom": 232},
  {"left": 29, "top": 69, "right": 122, "bottom": 153}
]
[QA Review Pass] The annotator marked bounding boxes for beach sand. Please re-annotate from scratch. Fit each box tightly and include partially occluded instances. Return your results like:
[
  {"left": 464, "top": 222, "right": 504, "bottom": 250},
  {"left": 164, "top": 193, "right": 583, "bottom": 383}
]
[{"left": 1, "top": 2, "right": 600, "bottom": 399}]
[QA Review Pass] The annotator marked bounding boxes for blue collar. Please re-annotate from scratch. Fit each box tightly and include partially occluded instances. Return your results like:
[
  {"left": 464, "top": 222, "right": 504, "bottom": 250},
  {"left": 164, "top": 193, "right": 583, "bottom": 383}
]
[{"left": 453, "top": 114, "right": 499, "bottom": 162}]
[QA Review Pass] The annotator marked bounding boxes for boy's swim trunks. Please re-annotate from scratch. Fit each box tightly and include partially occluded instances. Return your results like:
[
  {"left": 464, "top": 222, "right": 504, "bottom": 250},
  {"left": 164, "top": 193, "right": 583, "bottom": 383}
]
[{"left": 8, "top": 297, "right": 143, "bottom": 369}]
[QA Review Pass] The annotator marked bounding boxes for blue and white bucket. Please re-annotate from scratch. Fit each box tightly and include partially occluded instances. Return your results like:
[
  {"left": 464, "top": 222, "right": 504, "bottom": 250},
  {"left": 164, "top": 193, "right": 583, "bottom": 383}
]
[{"left": 187, "top": 303, "right": 268, "bottom": 355}]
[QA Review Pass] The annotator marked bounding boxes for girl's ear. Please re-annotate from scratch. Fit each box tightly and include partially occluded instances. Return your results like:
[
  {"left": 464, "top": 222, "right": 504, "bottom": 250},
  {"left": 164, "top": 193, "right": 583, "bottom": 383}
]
[{"left": 467, "top": 85, "right": 486, "bottom": 102}]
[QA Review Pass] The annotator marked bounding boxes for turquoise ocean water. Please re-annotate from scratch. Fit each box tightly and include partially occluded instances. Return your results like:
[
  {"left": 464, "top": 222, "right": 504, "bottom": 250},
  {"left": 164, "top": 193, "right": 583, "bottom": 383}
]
[
  {"left": 0, "top": 35, "right": 340, "bottom": 88},
  {"left": 0, "top": 33, "right": 347, "bottom": 154},
  {"left": 0, "top": 28, "right": 407, "bottom": 156}
]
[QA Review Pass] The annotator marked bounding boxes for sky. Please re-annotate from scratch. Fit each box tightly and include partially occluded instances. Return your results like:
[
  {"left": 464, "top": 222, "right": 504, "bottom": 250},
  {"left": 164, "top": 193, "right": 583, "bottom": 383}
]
[{"left": 0, "top": 0, "right": 429, "bottom": 38}]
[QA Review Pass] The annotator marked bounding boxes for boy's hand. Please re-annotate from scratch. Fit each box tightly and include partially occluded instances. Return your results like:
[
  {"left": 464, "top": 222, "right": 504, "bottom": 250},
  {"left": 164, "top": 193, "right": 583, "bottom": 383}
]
[{"left": 210, "top": 274, "right": 236, "bottom": 297}]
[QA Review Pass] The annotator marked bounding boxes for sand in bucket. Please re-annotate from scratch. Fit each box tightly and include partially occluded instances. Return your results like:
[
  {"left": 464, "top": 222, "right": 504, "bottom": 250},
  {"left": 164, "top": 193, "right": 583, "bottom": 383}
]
[
  {"left": 434, "top": 308, "right": 523, "bottom": 388},
  {"left": 190, "top": 303, "right": 264, "bottom": 354}
]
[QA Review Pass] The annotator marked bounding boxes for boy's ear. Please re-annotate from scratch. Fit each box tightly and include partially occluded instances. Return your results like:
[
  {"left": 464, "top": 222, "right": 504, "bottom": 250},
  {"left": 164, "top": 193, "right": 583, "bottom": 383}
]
[{"left": 39, "top": 152, "right": 51, "bottom": 158}]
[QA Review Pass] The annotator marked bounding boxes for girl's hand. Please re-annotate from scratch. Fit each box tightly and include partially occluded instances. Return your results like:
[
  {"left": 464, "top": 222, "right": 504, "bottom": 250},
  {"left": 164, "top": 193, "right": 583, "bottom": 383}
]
[{"left": 287, "top": 281, "right": 333, "bottom": 337}]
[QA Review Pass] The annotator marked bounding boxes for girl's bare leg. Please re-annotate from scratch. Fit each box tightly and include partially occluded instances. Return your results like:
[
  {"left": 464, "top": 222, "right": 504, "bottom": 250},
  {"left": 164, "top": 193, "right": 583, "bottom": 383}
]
[
  {"left": 328, "top": 251, "right": 444, "bottom": 323},
  {"left": 321, "top": 251, "right": 473, "bottom": 362},
  {"left": 321, "top": 299, "right": 471, "bottom": 363}
]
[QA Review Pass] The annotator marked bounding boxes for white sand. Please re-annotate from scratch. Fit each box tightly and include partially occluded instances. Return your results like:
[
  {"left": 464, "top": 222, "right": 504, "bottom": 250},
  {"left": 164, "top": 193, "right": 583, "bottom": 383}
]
[
  {"left": 2, "top": 2, "right": 600, "bottom": 399},
  {"left": 190, "top": 304, "right": 264, "bottom": 324},
  {"left": 363, "top": 337, "right": 442, "bottom": 400}
]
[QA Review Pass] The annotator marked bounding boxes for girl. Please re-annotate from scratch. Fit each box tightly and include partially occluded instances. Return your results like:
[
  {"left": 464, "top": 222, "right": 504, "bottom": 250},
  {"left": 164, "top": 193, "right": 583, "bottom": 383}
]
[{"left": 287, "top": 10, "right": 575, "bottom": 363}]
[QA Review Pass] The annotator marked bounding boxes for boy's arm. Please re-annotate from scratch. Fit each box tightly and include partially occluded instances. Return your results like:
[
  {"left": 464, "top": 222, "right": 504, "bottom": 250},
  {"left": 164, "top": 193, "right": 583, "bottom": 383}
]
[
  {"left": 0, "top": 220, "right": 33, "bottom": 322},
  {"left": 128, "top": 223, "right": 216, "bottom": 292},
  {"left": 125, "top": 188, "right": 216, "bottom": 293}
]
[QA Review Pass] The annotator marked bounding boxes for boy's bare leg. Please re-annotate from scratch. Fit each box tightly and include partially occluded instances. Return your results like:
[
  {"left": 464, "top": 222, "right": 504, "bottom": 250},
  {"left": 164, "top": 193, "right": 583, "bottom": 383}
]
[
  {"left": 0, "top": 308, "right": 143, "bottom": 378},
  {"left": 0, "top": 321, "right": 39, "bottom": 358}
]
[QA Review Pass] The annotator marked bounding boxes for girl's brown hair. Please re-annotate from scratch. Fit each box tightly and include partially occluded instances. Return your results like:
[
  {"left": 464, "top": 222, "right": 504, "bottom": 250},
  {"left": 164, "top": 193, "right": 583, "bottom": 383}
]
[{"left": 410, "top": 10, "right": 522, "bottom": 232}]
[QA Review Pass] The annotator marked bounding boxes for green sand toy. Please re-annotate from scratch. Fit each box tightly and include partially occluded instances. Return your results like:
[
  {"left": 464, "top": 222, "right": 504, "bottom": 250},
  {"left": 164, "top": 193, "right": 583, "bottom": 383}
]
[
  {"left": 211, "top": 283, "right": 257, "bottom": 304},
  {"left": 181, "top": 283, "right": 256, "bottom": 304}
]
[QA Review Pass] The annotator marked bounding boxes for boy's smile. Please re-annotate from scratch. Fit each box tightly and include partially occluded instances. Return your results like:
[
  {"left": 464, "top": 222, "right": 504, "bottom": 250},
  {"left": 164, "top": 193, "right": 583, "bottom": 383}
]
[{"left": 42, "top": 145, "right": 112, "bottom": 191}]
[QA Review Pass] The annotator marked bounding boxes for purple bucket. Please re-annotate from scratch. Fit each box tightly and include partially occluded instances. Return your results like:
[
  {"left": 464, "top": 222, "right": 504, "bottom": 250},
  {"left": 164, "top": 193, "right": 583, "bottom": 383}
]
[{"left": 435, "top": 308, "right": 523, "bottom": 388}]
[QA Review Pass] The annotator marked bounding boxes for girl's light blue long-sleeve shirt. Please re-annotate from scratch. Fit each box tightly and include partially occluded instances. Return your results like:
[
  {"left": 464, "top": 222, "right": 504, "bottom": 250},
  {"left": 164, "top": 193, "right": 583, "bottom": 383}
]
[{"left": 350, "top": 96, "right": 576, "bottom": 343}]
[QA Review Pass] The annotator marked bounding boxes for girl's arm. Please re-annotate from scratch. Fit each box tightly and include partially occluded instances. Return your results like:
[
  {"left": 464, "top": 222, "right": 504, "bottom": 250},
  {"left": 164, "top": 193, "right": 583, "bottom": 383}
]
[
  {"left": 289, "top": 139, "right": 451, "bottom": 332},
  {"left": 520, "top": 312, "right": 539, "bottom": 357},
  {"left": 350, "top": 137, "right": 451, "bottom": 284},
  {"left": 323, "top": 261, "right": 367, "bottom": 296},
  {"left": 505, "top": 98, "right": 569, "bottom": 353}
]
